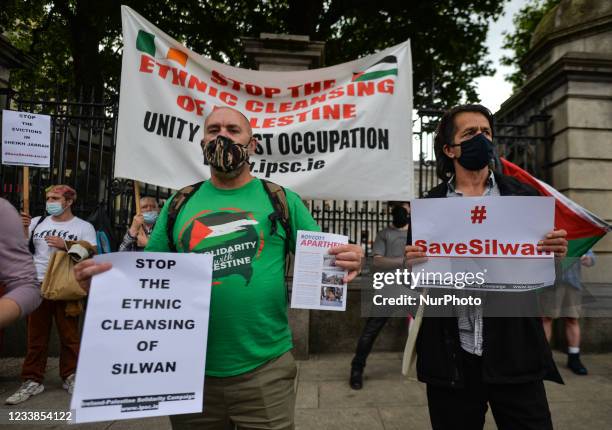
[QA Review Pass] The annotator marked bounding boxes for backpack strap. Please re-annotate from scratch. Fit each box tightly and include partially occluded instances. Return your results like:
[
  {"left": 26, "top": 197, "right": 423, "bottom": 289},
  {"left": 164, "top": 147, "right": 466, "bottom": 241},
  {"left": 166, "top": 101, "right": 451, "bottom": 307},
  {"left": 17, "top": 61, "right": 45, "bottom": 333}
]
[
  {"left": 261, "top": 179, "right": 291, "bottom": 247},
  {"left": 261, "top": 179, "right": 294, "bottom": 303},
  {"left": 28, "top": 215, "right": 47, "bottom": 254},
  {"left": 166, "top": 181, "right": 205, "bottom": 252}
]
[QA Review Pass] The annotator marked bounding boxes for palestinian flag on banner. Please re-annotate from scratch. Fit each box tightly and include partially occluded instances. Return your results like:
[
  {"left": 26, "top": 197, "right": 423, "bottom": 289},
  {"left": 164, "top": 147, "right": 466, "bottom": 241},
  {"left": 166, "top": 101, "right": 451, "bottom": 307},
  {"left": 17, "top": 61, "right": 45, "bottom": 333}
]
[
  {"left": 136, "top": 29, "right": 188, "bottom": 66},
  {"left": 500, "top": 157, "right": 610, "bottom": 258},
  {"left": 352, "top": 55, "right": 398, "bottom": 81}
]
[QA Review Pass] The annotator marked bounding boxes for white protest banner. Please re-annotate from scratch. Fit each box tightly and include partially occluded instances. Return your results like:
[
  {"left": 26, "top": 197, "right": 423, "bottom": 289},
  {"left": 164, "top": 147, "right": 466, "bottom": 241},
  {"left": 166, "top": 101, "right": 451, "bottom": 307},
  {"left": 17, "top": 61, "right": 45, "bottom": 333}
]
[
  {"left": 291, "top": 230, "right": 349, "bottom": 311},
  {"left": 116, "top": 6, "right": 413, "bottom": 200},
  {"left": 71, "top": 252, "right": 212, "bottom": 423},
  {"left": 1, "top": 109, "right": 51, "bottom": 167},
  {"left": 411, "top": 196, "right": 555, "bottom": 291}
]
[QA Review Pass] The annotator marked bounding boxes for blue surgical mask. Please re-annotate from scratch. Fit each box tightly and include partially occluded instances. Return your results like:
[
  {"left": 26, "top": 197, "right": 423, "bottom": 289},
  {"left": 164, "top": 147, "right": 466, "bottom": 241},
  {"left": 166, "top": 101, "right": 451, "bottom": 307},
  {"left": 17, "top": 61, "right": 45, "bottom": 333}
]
[
  {"left": 143, "top": 211, "right": 158, "bottom": 224},
  {"left": 46, "top": 202, "right": 65, "bottom": 216}
]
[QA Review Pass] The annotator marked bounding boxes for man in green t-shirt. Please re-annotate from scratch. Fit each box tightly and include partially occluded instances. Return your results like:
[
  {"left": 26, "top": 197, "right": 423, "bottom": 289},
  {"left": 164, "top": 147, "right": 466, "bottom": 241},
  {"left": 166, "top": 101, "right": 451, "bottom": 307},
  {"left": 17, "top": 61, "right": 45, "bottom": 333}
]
[{"left": 75, "top": 106, "right": 363, "bottom": 430}]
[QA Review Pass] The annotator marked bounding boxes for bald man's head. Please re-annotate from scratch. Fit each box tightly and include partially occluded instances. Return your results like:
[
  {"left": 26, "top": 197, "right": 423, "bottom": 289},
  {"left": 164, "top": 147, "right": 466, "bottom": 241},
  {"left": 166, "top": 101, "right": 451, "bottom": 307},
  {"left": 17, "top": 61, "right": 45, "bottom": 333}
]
[
  {"left": 204, "top": 107, "right": 252, "bottom": 137},
  {"left": 202, "top": 106, "right": 258, "bottom": 174},
  {"left": 201, "top": 107, "right": 257, "bottom": 181}
]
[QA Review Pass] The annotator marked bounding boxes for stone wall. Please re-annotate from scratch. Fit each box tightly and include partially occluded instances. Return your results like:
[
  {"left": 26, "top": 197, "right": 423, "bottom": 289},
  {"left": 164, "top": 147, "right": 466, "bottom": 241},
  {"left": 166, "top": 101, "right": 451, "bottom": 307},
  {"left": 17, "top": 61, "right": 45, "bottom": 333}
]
[
  {"left": 495, "top": 0, "right": 612, "bottom": 352},
  {"left": 498, "top": 39, "right": 612, "bottom": 284}
]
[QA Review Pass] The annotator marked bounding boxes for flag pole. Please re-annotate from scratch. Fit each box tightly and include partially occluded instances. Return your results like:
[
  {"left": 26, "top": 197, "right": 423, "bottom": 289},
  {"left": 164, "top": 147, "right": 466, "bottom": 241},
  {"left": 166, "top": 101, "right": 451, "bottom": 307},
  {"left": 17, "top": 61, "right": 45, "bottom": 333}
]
[
  {"left": 134, "top": 180, "right": 141, "bottom": 214},
  {"left": 133, "top": 181, "right": 146, "bottom": 241}
]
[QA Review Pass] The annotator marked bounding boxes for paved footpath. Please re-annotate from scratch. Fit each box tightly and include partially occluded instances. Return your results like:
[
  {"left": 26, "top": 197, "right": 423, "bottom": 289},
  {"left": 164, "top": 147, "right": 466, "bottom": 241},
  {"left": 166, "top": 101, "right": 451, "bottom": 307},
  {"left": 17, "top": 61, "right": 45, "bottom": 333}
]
[{"left": 0, "top": 351, "right": 611, "bottom": 429}]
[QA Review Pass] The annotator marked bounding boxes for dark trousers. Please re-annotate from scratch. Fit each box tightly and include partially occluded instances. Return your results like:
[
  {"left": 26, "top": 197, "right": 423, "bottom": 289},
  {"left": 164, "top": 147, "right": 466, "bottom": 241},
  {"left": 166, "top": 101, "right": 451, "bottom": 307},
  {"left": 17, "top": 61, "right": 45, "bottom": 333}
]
[
  {"left": 351, "top": 317, "right": 388, "bottom": 370},
  {"left": 426, "top": 351, "right": 553, "bottom": 430},
  {"left": 21, "top": 299, "right": 80, "bottom": 383}
]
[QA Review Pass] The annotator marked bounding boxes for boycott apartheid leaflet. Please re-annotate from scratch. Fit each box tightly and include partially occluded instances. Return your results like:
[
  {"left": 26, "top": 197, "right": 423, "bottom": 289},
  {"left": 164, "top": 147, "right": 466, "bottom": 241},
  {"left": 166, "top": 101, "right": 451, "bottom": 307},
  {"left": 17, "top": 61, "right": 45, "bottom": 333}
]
[
  {"left": 2, "top": 109, "right": 51, "bottom": 167},
  {"left": 291, "top": 231, "right": 349, "bottom": 311},
  {"left": 71, "top": 252, "right": 212, "bottom": 423},
  {"left": 115, "top": 6, "right": 412, "bottom": 200},
  {"left": 411, "top": 196, "right": 556, "bottom": 291}
]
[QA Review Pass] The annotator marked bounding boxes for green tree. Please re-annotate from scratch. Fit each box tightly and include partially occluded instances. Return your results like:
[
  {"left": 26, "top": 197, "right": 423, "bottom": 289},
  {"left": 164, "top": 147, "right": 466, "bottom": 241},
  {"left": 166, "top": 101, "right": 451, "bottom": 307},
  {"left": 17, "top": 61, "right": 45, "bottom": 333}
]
[
  {"left": 2, "top": 0, "right": 507, "bottom": 108},
  {"left": 271, "top": 0, "right": 510, "bottom": 108},
  {"left": 501, "top": 0, "right": 561, "bottom": 89}
]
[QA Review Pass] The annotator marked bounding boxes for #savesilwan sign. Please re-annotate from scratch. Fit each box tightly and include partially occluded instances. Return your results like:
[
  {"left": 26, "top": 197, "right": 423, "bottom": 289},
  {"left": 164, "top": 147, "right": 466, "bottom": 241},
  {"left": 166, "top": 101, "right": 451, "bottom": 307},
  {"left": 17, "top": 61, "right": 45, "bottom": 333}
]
[
  {"left": 411, "top": 196, "right": 556, "bottom": 291},
  {"left": 116, "top": 6, "right": 413, "bottom": 200}
]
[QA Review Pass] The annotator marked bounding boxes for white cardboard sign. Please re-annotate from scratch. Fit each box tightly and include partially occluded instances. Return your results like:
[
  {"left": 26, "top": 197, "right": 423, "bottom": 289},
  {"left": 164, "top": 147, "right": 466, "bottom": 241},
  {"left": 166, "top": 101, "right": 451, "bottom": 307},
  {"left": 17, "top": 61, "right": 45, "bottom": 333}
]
[
  {"left": 411, "top": 196, "right": 555, "bottom": 291},
  {"left": 1, "top": 109, "right": 51, "bottom": 167},
  {"left": 71, "top": 252, "right": 213, "bottom": 423}
]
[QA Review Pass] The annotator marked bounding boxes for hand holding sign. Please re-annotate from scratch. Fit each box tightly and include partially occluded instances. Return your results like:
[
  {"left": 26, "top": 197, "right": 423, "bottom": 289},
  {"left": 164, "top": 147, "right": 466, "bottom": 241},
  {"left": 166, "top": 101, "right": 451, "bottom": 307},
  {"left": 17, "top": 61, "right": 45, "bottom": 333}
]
[
  {"left": 328, "top": 243, "right": 364, "bottom": 282},
  {"left": 20, "top": 212, "right": 31, "bottom": 237},
  {"left": 537, "top": 229, "right": 568, "bottom": 257},
  {"left": 74, "top": 259, "right": 113, "bottom": 293},
  {"left": 129, "top": 214, "right": 145, "bottom": 236},
  {"left": 404, "top": 244, "right": 428, "bottom": 268}
]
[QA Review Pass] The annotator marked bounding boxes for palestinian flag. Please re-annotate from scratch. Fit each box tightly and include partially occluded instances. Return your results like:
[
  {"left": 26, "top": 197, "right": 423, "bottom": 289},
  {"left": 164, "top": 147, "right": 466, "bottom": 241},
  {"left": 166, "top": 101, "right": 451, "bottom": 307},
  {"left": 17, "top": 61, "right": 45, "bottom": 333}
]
[
  {"left": 136, "top": 30, "right": 188, "bottom": 66},
  {"left": 501, "top": 157, "right": 610, "bottom": 258},
  {"left": 188, "top": 215, "right": 258, "bottom": 250},
  {"left": 352, "top": 55, "right": 398, "bottom": 82}
]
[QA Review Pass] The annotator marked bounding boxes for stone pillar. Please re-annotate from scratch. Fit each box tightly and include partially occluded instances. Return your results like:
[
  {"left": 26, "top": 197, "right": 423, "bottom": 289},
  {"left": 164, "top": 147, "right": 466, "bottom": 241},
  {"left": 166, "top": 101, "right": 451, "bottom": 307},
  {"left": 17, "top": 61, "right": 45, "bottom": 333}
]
[
  {"left": 241, "top": 34, "right": 325, "bottom": 359},
  {"left": 497, "top": 0, "right": 612, "bottom": 284},
  {"left": 241, "top": 33, "right": 325, "bottom": 72},
  {"left": 496, "top": 0, "right": 612, "bottom": 352}
]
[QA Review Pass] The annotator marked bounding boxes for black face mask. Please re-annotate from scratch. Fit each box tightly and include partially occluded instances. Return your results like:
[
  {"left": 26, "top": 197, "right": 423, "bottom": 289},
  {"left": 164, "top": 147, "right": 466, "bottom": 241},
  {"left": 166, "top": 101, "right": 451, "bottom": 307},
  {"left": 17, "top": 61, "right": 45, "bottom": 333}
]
[
  {"left": 452, "top": 133, "right": 494, "bottom": 171},
  {"left": 391, "top": 206, "right": 409, "bottom": 228}
]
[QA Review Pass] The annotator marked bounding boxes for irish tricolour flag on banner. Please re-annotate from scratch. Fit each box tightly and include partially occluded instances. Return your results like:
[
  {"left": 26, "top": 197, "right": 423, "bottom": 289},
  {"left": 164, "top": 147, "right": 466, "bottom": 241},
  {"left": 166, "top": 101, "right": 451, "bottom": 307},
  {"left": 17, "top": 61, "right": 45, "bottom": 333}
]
[
  {"left": 501, "top": 157, "right": 610, "bottom": 258},
  {"left": 136, "top": 29, "right": 188, "bottom": 66}
]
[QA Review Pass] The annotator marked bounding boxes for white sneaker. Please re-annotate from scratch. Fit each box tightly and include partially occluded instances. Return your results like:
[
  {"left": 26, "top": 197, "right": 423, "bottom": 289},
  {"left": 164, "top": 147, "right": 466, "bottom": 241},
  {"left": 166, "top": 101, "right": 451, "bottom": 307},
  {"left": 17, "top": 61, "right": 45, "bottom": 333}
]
[
  {"left": 5, "top": 380, "right": 44, "bottom": 405},
  {"left": 62, "top": 374, "right": 75, "bottom": 394}
]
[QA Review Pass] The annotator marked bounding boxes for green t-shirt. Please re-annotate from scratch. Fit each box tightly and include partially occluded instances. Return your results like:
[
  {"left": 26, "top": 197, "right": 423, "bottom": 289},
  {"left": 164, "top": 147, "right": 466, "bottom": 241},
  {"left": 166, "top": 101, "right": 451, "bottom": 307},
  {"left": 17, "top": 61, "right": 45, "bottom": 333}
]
[{"left": 146, "top": 178, "right": 320, "bottom": 377}]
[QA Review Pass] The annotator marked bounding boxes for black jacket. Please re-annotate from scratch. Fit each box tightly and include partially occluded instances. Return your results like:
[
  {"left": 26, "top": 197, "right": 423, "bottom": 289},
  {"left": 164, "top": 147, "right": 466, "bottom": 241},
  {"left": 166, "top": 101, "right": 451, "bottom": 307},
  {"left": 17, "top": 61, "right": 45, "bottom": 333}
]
[{"left": 409, "top": 171, "right": 563, "bottom": 387}]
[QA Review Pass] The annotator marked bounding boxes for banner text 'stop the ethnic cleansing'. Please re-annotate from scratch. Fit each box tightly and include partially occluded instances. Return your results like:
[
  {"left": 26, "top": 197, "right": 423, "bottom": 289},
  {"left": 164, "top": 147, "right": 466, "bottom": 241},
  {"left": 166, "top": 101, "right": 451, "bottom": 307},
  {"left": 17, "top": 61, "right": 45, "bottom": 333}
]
[{"left": 139, "top": 56, "right": 396, "bottom": 127}]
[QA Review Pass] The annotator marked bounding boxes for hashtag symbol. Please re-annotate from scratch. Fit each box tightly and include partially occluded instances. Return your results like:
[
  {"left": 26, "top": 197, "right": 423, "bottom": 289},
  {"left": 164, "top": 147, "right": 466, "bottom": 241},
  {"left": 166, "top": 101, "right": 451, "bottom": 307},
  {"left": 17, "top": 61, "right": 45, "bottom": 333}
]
[{"left": 470, "top": 206, "right": 487, "bottom": 224}]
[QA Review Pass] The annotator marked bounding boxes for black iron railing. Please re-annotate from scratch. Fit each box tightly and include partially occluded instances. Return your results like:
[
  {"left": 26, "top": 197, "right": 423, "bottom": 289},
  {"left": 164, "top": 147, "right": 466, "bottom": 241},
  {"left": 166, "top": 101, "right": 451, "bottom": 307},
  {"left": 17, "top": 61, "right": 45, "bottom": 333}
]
[{"left": 0, "top": 87, "right": 551, "bottom": 254}]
